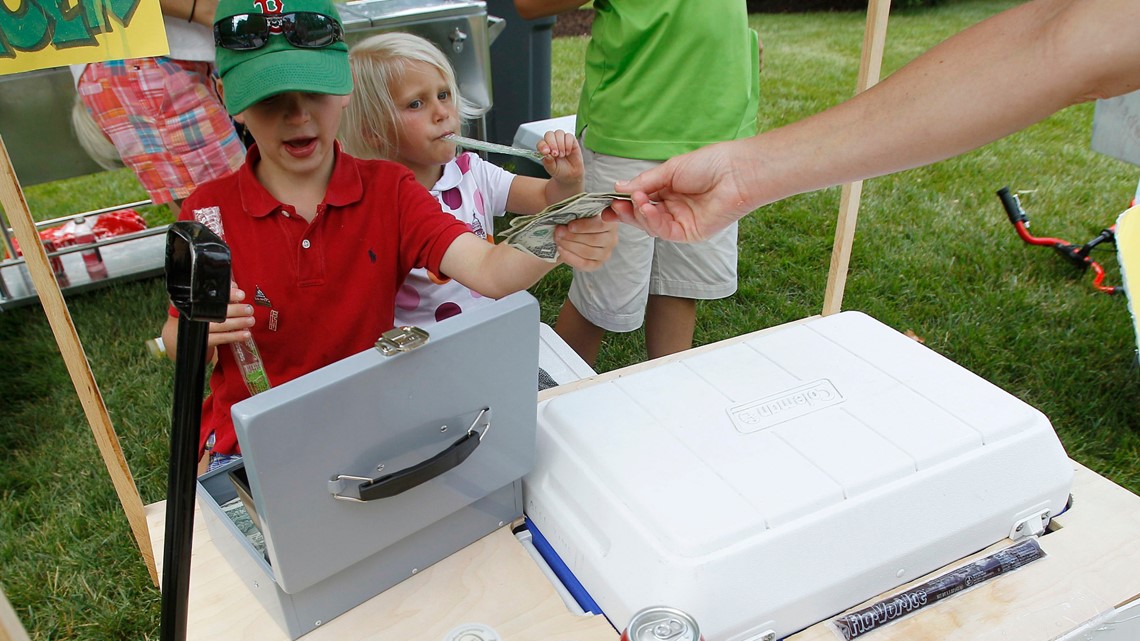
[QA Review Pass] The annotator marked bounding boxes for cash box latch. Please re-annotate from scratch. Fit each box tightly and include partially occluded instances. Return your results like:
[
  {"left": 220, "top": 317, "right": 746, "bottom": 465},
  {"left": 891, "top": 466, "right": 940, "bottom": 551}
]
[{"left": 375, "top": 326, "right": 429, "bottom": 356}]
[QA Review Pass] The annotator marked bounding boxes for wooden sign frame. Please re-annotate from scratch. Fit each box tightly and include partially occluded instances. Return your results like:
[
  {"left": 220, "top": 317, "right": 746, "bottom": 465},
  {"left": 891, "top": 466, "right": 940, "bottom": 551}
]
[{"left": 0, "top": 138, "right": 157, "bottom": 585}]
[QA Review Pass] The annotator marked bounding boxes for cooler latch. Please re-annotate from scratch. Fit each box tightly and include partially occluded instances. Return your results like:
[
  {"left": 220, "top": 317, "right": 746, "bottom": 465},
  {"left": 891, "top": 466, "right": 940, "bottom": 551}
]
[
  {"left": 375, "top": 326, "right": 429, "bottom": 356},
  {"left": 1010, "top": 509, "right": 1051, "bottom": 540}
]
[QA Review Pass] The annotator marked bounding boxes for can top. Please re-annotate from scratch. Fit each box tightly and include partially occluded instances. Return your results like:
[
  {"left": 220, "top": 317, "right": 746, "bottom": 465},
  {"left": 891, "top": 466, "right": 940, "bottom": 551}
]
[{"left": 625, "top": 607, "right": 702, "bottom": 641}]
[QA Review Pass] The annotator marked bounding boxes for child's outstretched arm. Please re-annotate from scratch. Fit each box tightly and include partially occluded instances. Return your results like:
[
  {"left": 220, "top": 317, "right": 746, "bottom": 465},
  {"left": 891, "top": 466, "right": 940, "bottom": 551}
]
[
  {"left": 161, "top": 282, "right": 256, "bottom": 363},
  {"left": 440, "top": 215, "right": 616, "bottom": 298},
  {"left": 504, "top": 129, "right": 584, "bottom": 215}
]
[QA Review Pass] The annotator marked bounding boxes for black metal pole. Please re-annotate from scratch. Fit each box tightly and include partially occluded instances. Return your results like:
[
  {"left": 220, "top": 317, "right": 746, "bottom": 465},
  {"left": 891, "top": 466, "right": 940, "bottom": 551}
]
[
  {"left": 160, "top": 222, "right": 230, "bottom": 641},
  {"left": 160, "top": 315, "right": 209, "bottom": 641}
]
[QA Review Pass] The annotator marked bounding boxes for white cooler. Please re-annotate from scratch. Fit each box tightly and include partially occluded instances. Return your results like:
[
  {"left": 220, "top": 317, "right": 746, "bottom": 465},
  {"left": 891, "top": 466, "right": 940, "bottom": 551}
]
[{"left": 523, "top": 311, "right": 1073, "bottom": 641}]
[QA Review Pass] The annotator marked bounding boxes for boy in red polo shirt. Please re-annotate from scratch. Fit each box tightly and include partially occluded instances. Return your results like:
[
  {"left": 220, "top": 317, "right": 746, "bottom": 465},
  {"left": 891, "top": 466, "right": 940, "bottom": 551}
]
[{"left": 161, "top": 0, "right": 617, "bottom": 468}]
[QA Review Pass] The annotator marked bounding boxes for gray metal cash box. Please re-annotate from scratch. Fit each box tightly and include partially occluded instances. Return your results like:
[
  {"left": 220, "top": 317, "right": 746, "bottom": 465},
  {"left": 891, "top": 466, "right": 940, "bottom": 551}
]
[{"left": 196, "top": 292, "right": 540, "bottom": 639}]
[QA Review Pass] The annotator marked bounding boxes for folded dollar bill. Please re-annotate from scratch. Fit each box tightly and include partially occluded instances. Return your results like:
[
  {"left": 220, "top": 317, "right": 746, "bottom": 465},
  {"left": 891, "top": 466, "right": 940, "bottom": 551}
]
[
  {"left": 502, "top": 191, "right": 632, "bottom": 262},
  {"left": 443, "top": 133, "right": 546, "bottom": 162}
]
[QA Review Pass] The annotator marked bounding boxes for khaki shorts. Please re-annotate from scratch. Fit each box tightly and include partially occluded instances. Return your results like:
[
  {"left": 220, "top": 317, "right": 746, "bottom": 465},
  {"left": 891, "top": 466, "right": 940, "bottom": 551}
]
[{"left": 568, "top": 147, "right": 738, "bottom": 333}]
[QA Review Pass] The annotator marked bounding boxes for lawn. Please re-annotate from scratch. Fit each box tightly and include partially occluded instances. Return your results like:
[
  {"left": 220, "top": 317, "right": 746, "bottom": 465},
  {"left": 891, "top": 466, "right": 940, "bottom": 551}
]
[{"left": 2, "top": 1, "right": 1138, "bottom": 638}]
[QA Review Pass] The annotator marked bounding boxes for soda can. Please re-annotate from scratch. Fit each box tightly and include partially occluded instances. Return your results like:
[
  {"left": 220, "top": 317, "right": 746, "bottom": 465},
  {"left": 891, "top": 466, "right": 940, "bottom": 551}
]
[{"left": 621, "top": 606, "right": 704, "bottom": 641}]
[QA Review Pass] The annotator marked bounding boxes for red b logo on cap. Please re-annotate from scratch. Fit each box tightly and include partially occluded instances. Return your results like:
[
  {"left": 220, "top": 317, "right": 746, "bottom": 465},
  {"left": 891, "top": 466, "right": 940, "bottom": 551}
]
[{"left": 253, "top": 0, "right": 284, "bottom": 18}]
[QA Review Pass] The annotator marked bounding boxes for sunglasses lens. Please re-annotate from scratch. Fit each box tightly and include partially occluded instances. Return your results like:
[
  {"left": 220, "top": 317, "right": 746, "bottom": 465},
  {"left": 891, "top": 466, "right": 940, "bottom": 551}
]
[
  {"left": 214, "top": 13, "right": 342, "bottom": 50},
  {"left": 286, "top": 12, "right": 342, "bottom": 48},
  {"left": 215, "top": 14, "right": 269, "bottom": 50}
]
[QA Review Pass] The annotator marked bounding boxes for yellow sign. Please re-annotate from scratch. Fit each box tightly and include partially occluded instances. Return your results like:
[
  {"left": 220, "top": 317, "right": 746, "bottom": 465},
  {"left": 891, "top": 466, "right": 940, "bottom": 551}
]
[
  {"left": 0, "top": 0, "right": 168, "bottom": 75},
  {"left": 1117, "top": 204, "right": 1140, "bottom": 354}
]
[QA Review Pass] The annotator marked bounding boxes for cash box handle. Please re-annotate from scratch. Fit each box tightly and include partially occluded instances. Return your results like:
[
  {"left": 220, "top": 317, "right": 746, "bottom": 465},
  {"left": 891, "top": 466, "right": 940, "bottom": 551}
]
[{"left": 330, "top": 408, "right": 490, "bottom": 503}]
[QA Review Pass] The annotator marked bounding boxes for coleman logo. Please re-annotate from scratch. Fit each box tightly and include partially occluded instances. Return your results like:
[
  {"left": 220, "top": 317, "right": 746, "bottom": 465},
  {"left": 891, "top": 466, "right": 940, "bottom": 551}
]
[{"left": 728, "top": 379, "right": 843, "bottom": 433}]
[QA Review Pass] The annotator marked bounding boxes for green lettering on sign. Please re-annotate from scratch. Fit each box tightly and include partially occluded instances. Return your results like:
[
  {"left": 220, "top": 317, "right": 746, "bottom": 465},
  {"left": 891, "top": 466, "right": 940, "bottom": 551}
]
[{"left": 0, "top": 0, "right": 144, "bottom": 58}]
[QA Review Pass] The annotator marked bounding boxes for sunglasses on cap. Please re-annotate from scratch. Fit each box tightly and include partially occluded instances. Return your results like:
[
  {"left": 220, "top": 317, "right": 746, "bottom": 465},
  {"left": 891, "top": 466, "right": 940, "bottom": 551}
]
[{"left": 214, "top": 12, "right": 344, "bottom": 51}]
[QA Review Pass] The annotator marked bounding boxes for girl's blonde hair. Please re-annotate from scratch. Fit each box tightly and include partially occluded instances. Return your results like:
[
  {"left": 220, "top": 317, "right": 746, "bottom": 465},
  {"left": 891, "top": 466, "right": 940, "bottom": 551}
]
[{"left": 341, "top": 32, "right": 478, "bottom": 160}]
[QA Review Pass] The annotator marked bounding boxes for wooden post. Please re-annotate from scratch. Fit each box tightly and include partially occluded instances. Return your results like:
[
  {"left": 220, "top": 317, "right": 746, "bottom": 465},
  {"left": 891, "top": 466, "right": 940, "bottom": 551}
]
[
  {"left": 0, "top": 135, "right": 158, "bottom": 586},
  {"left": 0, "top": 584, "right": 32, "bottom": 641},
  {"left": 822, "top": 0, "right": 892, "bottom": 316}
]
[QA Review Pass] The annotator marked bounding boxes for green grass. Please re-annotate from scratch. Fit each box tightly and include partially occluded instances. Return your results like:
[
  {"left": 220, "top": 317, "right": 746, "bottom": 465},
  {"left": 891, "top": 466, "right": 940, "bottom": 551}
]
[{"left": 3, "top": 1, "right": 1139, "bottom": 638}]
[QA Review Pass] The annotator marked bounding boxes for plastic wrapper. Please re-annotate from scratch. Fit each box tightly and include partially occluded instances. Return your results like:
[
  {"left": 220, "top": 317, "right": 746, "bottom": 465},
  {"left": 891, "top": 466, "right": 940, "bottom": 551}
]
[{"left": 832, "top": 538, "right": 1047, "bottom": 640}]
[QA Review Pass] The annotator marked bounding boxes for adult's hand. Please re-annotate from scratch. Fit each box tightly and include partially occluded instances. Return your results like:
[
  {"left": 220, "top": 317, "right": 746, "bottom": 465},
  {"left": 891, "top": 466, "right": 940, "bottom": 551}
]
[{"left": 608, "top": 139, "right": 759, "bottom": 243}]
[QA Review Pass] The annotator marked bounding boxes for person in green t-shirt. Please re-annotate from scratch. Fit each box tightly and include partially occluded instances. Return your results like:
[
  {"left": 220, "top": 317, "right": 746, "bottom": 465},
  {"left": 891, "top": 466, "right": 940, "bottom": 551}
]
[
  {"left": 605, "top": 0, "right": 1139, "bottom": 244},
  {"left": 514, "top": 0, "right": 761, "bottom": 366}
]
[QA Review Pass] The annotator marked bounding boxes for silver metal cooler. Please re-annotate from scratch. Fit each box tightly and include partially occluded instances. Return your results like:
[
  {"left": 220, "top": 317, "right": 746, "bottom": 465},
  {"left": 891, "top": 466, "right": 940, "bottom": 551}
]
[
  {"left": 196, "top": 292, "right": 540, "bottom": 639},
  {"left": 339, "top": 0, "right": 497, "bottom": 121}
]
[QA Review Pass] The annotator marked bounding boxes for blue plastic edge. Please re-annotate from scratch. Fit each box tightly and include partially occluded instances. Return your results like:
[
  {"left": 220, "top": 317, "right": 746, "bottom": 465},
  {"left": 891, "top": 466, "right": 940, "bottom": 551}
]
[{"left": 524, "top": 517, "right": 605, "bottom": 616}]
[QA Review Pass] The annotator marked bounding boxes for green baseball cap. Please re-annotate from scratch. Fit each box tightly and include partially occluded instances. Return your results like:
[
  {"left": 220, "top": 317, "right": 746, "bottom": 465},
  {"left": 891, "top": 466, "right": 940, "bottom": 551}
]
[{"left": 214, "top": 0, "right": 353, "bottom": 115}]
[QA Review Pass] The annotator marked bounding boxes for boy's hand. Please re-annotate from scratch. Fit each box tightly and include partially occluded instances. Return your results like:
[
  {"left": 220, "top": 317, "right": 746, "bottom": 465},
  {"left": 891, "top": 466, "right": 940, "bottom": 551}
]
[
  {"left": 554, "top": 214, "right": 617, "bottom": 271},
  {"left": 209, "top": 281, "right": 256, "bottom": 348},
  {"left": 537, "top": 129, "right": 583, "bottom": 187}
]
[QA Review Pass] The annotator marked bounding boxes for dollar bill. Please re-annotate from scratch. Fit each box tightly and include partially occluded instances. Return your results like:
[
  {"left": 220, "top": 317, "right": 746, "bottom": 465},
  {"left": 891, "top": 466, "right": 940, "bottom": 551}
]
[
  {"left": 443, "top": 133, "right": 546, "bottom": 162},
  {"left": 502, "top": 191, "right": 633, "bottom": 262},
  {"left": 505, "top": 223, "right": 561, "bottom": 261},
  {"left": 220, "top": 496, "right": 268, "bottom": 558}
]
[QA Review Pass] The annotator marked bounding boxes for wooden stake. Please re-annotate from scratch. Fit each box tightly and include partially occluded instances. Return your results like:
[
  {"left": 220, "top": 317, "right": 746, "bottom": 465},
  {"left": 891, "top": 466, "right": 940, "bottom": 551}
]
[
  {"left": 0, "top": 584, "right": 32, "bottom": 641},
  {"left": 0, "top": 135, "right": 158, "bottom": 586},
  {"left": 823, "top": 0, "right": 892, "bottom": 316}
]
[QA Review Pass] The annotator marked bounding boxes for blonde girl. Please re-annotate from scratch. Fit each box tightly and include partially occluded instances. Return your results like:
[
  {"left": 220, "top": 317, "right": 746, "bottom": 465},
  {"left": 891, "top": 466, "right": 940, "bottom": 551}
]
[{"left": 342, "top": 32, "right": 584, "bottom": 326}]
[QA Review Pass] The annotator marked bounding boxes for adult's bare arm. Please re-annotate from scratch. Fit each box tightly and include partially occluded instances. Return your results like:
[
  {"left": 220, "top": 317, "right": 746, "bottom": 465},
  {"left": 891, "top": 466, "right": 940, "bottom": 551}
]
[{"left": 612, "top": 0, "right": 1140, "bottom": 242}]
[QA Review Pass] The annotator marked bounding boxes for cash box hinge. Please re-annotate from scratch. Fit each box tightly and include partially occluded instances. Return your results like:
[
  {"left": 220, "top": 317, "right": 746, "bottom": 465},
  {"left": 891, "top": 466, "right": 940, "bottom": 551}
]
[{"left": 375, "top": 326, "right": 429, "bottom": 356}]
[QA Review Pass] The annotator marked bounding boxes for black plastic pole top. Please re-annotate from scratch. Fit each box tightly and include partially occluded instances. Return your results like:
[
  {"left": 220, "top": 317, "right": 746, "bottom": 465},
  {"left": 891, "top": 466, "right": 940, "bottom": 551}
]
[{"left": 161, "top": 222, "right": 230, "bottom": 641}]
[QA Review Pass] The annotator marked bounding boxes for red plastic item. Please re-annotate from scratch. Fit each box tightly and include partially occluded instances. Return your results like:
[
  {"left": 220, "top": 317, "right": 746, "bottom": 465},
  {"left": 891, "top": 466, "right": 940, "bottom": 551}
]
[
  {"left": 10, "top": 209, "right": 148, "bottom": 257},
  {"left": 92, "top": 209, "right": 147, "bottom": 238}
]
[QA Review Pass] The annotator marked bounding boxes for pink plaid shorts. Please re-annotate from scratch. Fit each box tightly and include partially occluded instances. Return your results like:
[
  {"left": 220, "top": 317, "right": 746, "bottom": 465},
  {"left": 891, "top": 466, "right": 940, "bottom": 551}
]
[{"left": 77, "top": 58, "right": 246, "bottom": 204}]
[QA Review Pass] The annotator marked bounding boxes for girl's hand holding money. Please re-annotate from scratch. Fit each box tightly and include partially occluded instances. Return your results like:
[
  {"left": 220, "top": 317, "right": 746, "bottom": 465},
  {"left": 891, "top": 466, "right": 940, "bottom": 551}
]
[
  {"left": 553, "top": 214, "right": 618, "bottom": 272},
  {"left": 538, "top": 129, "right": 584, "bottom": 204}
]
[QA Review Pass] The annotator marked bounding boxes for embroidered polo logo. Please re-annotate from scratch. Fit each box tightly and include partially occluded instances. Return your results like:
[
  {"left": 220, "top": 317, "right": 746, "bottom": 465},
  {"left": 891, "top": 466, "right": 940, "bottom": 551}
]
[{"left": 253, "top": 286, "right": 272, "bottom": 307}]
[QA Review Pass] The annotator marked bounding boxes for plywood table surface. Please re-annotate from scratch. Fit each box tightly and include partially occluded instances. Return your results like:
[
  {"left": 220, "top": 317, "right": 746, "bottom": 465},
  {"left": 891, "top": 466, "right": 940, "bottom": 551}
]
[
  {"left": 146, "top": 503, "right": 617, "bottom": 641},
  {"left": 790, "top": 461, "right": 1140, "bottom": 641},
  {"left": 149, "top": 463, "right": 1140, "bottom": 641},
  {"left": 148, "top": 315, "right": 1140, "bottom": 641}
]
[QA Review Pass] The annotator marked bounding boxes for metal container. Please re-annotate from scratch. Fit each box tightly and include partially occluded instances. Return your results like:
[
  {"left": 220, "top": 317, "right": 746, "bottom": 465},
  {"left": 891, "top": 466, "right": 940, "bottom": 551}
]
[
  {"left": 1091, "top": 88, "right": 1140, "bottom": 167},
  {"left": 197, "top": 293, "right": 541, "bottom": 639},
  {"left": 0, "top": 67, "right": 104, "bottom": 188},
  {"left": 621, "top": 607, "right": 704, "bottom": 641},
  {"left": 338, "top": 0, "right": 496, "bottom": 118}
]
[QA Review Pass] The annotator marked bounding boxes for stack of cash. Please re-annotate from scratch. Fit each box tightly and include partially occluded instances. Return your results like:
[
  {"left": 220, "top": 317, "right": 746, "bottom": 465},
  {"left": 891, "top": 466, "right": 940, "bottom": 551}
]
[
  {"left": 502, "top": 192, "right": 632, "bottom": 262},
  {"left": 221, "top": 496, "right": 267, "bottom": 559}
]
